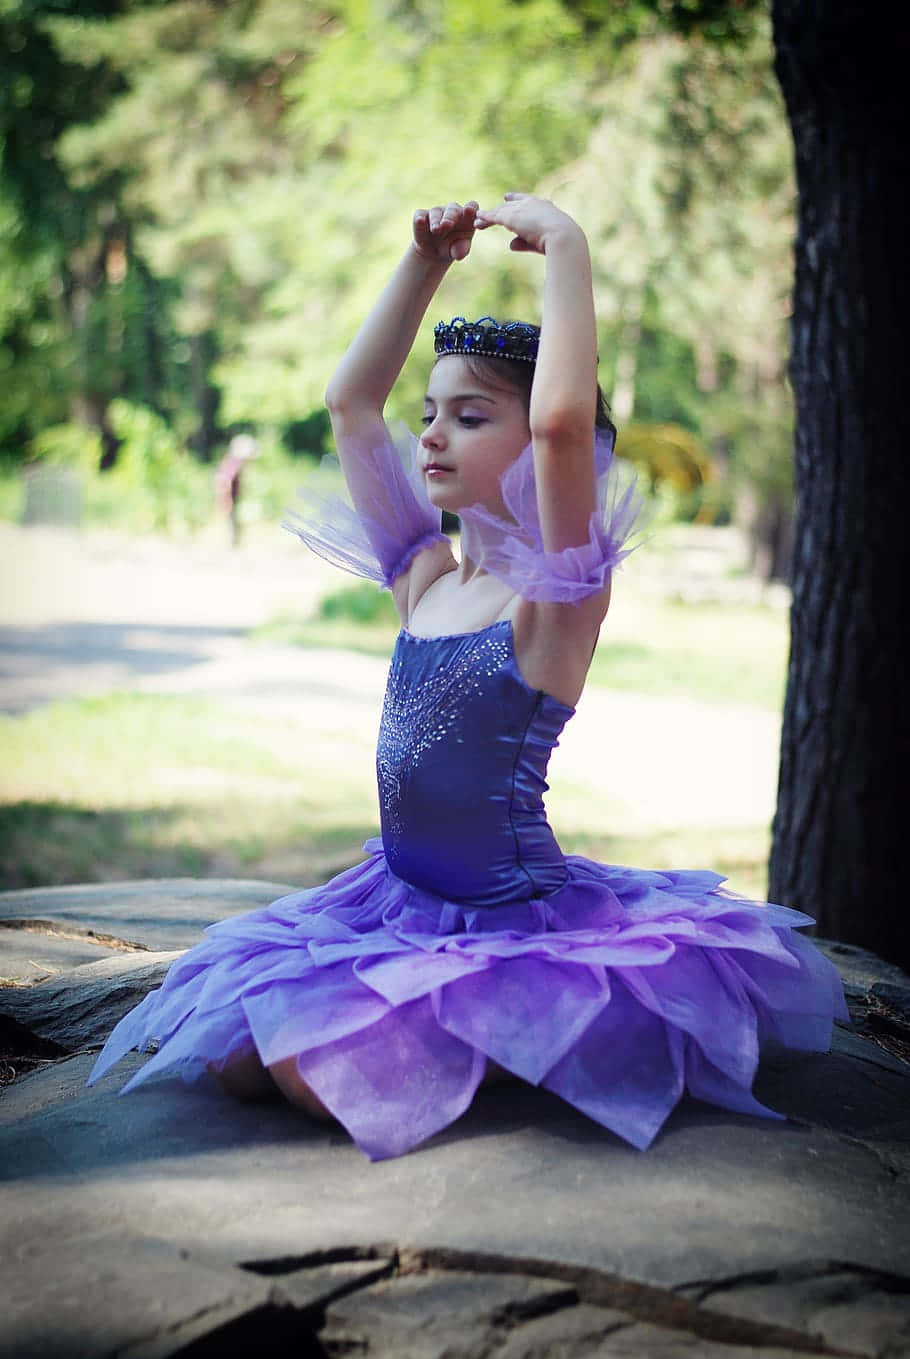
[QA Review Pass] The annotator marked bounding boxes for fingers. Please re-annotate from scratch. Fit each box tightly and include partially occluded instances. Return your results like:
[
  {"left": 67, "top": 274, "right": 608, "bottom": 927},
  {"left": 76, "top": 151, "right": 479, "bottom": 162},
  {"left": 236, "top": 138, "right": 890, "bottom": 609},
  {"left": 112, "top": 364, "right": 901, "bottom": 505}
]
[
  {"left": 417, "top": 197, "right": 556, "bottom": 260},
  {"left": 413, "top": 200, "right": 477, "bottom": 261},
  {"left": 426, "top": 200, "right": 476, "bottom": 232}
]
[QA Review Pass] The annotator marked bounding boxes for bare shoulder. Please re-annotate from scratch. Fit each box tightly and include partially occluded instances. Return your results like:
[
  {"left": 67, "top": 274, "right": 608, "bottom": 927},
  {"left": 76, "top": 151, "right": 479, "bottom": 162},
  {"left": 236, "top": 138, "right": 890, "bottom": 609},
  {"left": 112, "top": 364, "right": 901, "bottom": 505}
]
[{"left": 511, "top": 588, "right": 611, "bottom": 708}]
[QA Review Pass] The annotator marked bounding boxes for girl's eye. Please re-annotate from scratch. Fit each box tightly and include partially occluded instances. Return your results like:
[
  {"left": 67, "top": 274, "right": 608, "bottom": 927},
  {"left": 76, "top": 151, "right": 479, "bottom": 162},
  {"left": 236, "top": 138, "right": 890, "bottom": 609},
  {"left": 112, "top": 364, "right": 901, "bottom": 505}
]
[
  {"left": 459, "top": 416, "right": 485, "bottom": 428},
  {"left": 420, "top": 414, "right": 434, "bottom": 426}
]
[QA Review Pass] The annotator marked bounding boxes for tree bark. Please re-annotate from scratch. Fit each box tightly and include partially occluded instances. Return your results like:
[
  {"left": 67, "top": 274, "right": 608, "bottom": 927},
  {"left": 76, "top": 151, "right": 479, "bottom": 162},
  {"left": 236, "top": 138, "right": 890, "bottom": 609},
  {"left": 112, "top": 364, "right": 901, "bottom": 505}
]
[{"left": 770, "top": 1, "right": 910, "bottom": 967}]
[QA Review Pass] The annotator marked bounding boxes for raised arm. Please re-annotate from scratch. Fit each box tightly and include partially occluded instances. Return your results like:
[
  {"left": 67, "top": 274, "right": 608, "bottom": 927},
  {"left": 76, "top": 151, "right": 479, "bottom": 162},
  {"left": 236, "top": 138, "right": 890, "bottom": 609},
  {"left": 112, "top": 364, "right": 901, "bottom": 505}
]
[
  {"left": 319, "top": 202, "right": 478, "bottom": 614},
  {"left": 325, "top": 202, "right": 478, "bottom": 439},
  {"left": 475, "top": 194, "right": 598, "bottom": 554}
]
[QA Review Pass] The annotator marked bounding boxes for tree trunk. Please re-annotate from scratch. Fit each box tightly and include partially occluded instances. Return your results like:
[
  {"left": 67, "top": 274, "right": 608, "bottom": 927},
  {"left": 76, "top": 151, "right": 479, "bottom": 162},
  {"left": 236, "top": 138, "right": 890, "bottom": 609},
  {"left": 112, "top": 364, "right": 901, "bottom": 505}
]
[
  {"left": 769, "top": 1, "right": 910, "bottom": 967},
  {"left": 186, "top": 329, "right": 221, "bottom": 462}
]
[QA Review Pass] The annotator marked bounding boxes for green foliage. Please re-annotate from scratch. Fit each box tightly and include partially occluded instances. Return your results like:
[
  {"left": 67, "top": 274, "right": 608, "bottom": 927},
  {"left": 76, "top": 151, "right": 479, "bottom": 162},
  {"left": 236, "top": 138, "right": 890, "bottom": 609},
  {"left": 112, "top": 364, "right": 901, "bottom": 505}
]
[
  {"left": 28, "top": 420, "right": 102, "bottom": 470},
  {"left": 0, "top": 188, "right": 72, "bottom": 447},
  {"left": 0, "top": 465, "right": 25, "bottom": 520},
  {"left": 29, "top": 401, "right": 213, "bottom": 532},
  {"left": 3, "top": 0, "right": 797, "bottom": 556},
  {"left": 224, "top": 432, "right": 320, "bottom": 528},
  {"left": 0, "top": 0, "right": 162, "bottom": 454},
  {"left": 3, "top": 401, "right": 323, "bottom": 533},
  {"left": 552, "top": 17, "right": 795, "bottom": 546},
  {"left": 256, "top": 578, "right": 402, "bottom": 656},
  {"left": 318, "top": 581, "right": 399, "bottom": 626}
]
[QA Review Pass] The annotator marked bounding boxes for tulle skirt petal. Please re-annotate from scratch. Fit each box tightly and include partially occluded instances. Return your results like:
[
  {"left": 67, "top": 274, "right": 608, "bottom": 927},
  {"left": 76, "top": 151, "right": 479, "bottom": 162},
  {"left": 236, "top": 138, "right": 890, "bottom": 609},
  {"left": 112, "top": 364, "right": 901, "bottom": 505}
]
[{"left": 88, "top": 839, "right": 848, "bottom": 1159}]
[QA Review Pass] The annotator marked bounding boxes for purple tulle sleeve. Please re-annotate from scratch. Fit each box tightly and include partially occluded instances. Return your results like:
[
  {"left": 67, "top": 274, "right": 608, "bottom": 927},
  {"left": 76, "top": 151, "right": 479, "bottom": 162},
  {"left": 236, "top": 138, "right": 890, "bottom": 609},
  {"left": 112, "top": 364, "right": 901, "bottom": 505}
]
[
  {"left": 284, "top": 426, "right": 448, "bottom": 587},
  {"left": 459, "top": 429, "right": 644, "bottom": 603}
]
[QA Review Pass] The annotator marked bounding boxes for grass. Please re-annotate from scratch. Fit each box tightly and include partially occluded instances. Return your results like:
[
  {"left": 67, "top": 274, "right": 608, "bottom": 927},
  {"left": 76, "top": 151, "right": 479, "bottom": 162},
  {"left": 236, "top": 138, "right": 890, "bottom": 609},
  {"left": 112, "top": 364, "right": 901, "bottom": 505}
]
[
  {"left": 258, "top": 580, "right": 789, "bottom": 711},
  {"left": 0, "top": 692, "right": 379, "bottom": 891},
  {"left": 557, "top": 825, "right": 774, "bottom": 901},
  {"left": 592, "top": 593, "right": 788, "bottom": 711}
]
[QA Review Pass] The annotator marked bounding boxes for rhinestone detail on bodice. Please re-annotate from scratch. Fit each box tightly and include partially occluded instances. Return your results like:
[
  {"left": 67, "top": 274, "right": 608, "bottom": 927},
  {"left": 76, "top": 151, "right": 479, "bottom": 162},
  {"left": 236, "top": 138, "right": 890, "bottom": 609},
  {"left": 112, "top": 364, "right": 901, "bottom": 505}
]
[{"left": 376, "top": 621, "right": 574, "bottom": 907}]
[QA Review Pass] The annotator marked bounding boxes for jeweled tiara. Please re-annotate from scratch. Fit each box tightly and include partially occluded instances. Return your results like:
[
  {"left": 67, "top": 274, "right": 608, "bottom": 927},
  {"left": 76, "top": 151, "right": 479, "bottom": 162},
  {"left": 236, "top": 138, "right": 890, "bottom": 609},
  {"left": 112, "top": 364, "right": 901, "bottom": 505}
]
[{"left": 434, "top": 316, "right": 540, "bottom": 363}]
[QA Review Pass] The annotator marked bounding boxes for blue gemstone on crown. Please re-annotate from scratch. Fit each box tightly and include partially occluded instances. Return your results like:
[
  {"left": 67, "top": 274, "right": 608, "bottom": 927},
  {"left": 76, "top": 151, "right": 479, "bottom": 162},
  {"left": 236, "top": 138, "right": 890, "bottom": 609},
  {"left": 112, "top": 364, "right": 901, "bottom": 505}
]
[{"left": 434, "top": 316, "right": 540, "bottom": 363}]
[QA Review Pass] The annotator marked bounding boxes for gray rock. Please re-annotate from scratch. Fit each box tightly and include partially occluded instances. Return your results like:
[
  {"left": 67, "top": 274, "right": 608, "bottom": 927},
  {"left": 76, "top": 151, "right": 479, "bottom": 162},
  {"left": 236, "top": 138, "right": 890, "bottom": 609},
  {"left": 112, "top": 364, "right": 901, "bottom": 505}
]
[
  {"left": 492, "top": 1302, "right": 632, "bottom": 1359},
  {"left": 0, "top": 878, "right": 298, "bottom": 952},
  {"left": 319, "top": 1268, "right": 578, "bottom": 1359},
  {"left": 678, "top": 1263, "right": 910, "bottom": 1359},
  {"left": 814, "top": 939, "right": 910, "bottom": 994},
  {"left": 1, "top": 1233, "right": 274, "bottom": 1359},
  {"left": 0, "top": 950, "right": 183, "bottom": 1051},
  {"left": 1, "top": 884, "right": 909, "bottom": 1358},
  {"left": 0, "top": 920, "right": 137, "bottom": 983},
  {"left": 574, "top": 1321, "right": 811, "bottom": 1357},
  {"left": 267, "top": 1255, "right": 396, "bottom": 1310},
  {"left": 871, "top": 980, "right": 910, "bottom": 1026}
]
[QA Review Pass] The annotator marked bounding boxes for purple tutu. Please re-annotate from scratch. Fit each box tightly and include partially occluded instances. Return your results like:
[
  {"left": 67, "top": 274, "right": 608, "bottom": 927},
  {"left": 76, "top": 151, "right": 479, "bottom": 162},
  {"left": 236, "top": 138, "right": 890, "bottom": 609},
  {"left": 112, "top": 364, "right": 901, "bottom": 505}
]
[{"left": 88, "top": 837, "right": 846, "bottom": 1161}]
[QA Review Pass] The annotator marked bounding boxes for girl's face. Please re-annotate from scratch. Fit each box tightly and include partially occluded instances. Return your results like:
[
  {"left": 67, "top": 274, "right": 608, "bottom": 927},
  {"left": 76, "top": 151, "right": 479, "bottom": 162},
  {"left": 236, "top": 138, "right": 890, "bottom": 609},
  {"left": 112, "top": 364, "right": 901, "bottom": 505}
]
[{"left": 419, "top": 356, "right": 531, "bottom": 515}]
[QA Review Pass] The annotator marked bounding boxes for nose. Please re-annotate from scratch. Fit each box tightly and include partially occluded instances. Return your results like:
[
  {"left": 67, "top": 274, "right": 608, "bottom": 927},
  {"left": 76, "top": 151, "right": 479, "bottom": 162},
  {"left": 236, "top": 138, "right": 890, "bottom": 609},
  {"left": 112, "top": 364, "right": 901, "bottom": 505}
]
[
  {"left": 423, "top": 426, "right": 448, "bottom": 453},
  {"left": 420, "top": 416, "right": 445, "bottom": 451}
]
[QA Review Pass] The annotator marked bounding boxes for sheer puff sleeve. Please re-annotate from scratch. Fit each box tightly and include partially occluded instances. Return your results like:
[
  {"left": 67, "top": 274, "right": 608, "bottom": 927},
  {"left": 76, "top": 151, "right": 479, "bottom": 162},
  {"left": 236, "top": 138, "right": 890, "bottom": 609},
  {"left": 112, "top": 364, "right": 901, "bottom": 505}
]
[
  {"left": 286, "top": 426, "right": 643, "bottom": 603},
  {"left": 458, "top": 428, "right": 644, "bottom": 603},
  {"left": 284, "top": 426, "right": 448, "bottom": 588}
]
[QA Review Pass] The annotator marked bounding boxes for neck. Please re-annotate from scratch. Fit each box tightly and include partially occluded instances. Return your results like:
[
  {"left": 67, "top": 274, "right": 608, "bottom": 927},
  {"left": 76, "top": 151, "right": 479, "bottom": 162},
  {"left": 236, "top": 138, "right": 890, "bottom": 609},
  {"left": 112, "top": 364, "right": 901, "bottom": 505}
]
[{"left": 456, "top": 509, "right": 484, "bottom": 577}]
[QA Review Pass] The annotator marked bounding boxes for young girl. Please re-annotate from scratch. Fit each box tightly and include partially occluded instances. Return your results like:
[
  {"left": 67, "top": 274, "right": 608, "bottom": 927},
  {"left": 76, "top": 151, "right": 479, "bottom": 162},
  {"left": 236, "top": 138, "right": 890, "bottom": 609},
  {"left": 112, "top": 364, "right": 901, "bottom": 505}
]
[{"left": 89, "top": 194, "right": 847, "bottom": 1160}]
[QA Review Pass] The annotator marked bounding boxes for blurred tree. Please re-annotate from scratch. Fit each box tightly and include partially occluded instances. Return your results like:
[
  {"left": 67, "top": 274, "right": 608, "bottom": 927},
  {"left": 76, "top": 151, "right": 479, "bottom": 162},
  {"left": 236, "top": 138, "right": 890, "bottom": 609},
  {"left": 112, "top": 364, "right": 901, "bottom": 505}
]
[
  {"left": 45, "top": 0, "right": 328, "bottom": 459},
  {"left": 550, "top": 19, "right": 795, "bottom": 571},
  {"left": 7, "top": 0, "right": 790, "bottom": 499},
  {"left": 44, "top": 0, "right": 598, "bottom": 450},
  {"left": 0, "top": 0, "right": 182, "bottom": 464}
]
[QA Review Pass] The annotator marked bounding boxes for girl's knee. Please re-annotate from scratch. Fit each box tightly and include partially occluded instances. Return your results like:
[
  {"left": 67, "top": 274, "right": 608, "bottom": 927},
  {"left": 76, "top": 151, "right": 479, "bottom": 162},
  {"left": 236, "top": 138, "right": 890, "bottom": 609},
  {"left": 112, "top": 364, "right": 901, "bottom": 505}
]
[{"left": 268, "top": 1056, "right": 333, "bottom": 1121}]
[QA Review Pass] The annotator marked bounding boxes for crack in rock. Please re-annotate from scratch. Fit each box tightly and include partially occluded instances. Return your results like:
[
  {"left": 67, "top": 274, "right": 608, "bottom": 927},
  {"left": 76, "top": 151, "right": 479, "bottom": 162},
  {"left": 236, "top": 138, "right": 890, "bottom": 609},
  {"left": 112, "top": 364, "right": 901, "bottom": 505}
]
[
  {"left": 675, "top": 1260, "right": 910, "bottom": 1359},
  {"left": 195, "top": 1244, "right": 870, "bottom": 1359},
  {"left": 0, "top": 918, "right": 152, "bottom": 952}
]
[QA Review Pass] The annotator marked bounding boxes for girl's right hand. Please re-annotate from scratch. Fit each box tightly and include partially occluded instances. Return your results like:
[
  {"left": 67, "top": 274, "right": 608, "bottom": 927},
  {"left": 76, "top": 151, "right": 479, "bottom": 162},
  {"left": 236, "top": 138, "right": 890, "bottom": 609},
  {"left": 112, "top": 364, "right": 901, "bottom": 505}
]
[
  {"left": 413, "top": 200, "right": 479, "bottom": 264},
  {"left": 474, "top": 192, "right": 583, "bottom": 255}
]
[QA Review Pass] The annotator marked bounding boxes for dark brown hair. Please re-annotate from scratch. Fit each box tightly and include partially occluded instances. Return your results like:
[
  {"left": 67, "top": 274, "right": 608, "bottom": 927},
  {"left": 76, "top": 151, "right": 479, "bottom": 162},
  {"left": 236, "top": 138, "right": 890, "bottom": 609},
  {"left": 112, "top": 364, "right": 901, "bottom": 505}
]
[{"left": 437, "top": 351, "right": 615, "bottom": 435}]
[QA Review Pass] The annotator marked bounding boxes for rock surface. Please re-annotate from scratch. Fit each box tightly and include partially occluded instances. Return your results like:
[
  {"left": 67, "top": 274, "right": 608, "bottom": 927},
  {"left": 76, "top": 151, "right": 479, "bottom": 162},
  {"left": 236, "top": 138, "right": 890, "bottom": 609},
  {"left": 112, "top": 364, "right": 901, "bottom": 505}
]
[{"left": 2, "top": 879, "right": 910, "bottom": 1359}]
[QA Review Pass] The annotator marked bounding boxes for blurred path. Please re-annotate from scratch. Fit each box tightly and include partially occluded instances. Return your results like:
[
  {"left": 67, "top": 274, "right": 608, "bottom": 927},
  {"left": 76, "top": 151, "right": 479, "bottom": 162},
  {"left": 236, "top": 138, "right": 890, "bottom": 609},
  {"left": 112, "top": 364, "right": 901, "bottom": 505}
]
[
  {"left": 0, "top": 521, "right": 781, "bottom": 835},
  {"left": 0, "top": 520, "right": 344, "bottom": 713}
]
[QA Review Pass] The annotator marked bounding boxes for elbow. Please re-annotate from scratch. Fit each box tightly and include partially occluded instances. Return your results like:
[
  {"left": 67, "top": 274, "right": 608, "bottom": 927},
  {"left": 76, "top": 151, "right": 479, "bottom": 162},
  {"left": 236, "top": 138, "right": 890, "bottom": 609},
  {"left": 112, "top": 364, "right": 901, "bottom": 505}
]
[
  {"left": 324, "top": 381, "right": 349, "bottom": 416},
  {"left": 529, "top": 402, "right": 595, "bottom": 447},
  {"left": 325, "top": 380, "right": 384, "bottom": 422}
]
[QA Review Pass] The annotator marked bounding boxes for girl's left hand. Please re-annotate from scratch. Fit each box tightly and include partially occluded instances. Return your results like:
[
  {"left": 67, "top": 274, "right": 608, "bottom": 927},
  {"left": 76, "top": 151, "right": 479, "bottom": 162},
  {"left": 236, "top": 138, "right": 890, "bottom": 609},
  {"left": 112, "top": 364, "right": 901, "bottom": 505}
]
[{"left": 474, "top": 192, "right": 583, "bottom": 254}]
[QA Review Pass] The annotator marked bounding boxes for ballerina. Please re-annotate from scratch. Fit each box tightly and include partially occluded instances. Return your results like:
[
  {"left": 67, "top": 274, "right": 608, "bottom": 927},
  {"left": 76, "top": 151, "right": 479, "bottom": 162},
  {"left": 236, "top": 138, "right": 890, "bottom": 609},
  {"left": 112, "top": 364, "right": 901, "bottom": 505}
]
[{"left": 88, "top": 194, "right": 847, "bottom": 1160}]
